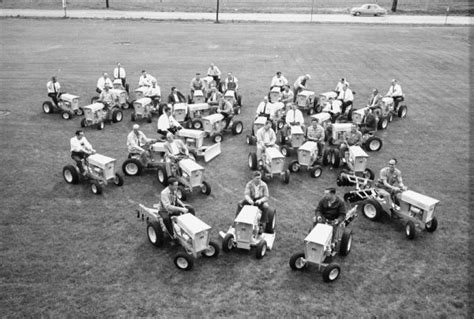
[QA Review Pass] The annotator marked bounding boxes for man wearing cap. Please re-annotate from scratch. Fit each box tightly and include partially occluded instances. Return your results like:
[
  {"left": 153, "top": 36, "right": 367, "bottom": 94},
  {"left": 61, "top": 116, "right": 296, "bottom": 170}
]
[
  {"left": 157, "top": 106, "right": 182, "bottom": 137},
  {"left": 270, "top": 71, "right": 288, "bottom": 91},
  {"left": 46, "top": 76, "right": 61, "bottom": 106},
  {"left": 127, "top": 124, "right": 154, "bottom": 161},
  {"left": 379, "top": 158, "right": 407, "bottom": 208},
  {"left": 167, "top": 87, "right": 186, "bottom": 105},
  {"left": 96, "top": 72, "right": 113, "bottom": 94},
  {"left": 236, "top": 171, "right": 271, "bottom": 222},
  {"left": 306, "top": 118, "right": 325, "bottom": 156},
  {"left": 98, "top": 85, "right": 117, "bottom": 110},
  {"left": 293, "top": 74, "right": 311, "bottom": 102},
  {"left": 207, "top": 63, "right": 221, "bottom": 88},
  {"left": 190, "top": 73, "right": 206, "bottom": 99},
  {"left": 158, "top": 178, "right": 193, "bottom": 237},
  {"left": 385, "top": 79, "right": 404, "bottom": 110},
  {"left": 313, "top": 187, "right": 347, "bottom": 226},
  {"left": 113, "top": 62, "right": 127, "bottom": 90},
  {"left": 70, "top": 130, "right": 96, "bottom": 175},
  {"left": 138, "top": 70, "right": 156, "bottom": 88}
]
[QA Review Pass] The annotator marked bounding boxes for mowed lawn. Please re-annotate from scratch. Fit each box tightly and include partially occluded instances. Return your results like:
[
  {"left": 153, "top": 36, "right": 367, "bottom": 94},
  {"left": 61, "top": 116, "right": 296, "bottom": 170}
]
[{"left": 0, "top": 19, "right": 470, "bottom": 317}]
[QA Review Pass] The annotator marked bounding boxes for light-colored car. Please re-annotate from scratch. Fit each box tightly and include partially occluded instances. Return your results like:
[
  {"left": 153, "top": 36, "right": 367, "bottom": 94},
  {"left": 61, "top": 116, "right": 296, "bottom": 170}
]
[{"left": 350, "top": 4, "right": 387, "bottom": 16}]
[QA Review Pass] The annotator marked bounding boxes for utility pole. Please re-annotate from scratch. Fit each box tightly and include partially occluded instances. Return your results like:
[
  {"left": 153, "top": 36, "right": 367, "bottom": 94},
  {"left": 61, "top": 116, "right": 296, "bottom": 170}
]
[
  {"left": 215, "top": 0, "right": 220, "bottom": 23},
  {"left": 391, "top": 0, "right": 398, "bottom": 12},
  {"left": 62, "top": 0, "right": 67, "bottom": 17},
  {"left": 106, "top": 0, "right": 109, "bottom": 9}
]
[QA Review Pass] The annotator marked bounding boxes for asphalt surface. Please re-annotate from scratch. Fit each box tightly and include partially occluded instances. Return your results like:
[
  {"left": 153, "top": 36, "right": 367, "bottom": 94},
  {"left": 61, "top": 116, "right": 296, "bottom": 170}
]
[{"left": 0, "top": 8, "right": 472, "bottom": 25}]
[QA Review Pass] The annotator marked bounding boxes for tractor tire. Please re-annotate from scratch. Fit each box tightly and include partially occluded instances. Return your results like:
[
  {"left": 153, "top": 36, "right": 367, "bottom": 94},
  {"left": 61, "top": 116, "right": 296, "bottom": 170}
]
[
  {"left": 425, "top": 217, "right": 438, "bottom": 232},
  {"left": 231, "top": 120, "right": 243, "bottom": 135},
  {"left": 122, "top": 159, "right": 143, "bottom": 176},
  {"left": 90, "top": 181, "right": 103, "bottom": 195},
  {"left": 212, "top": 133, "right": 223, "bottom": 143},
  {"left": 307, "top": 107, "right": 315, "bottom": 115},
  {"left": 222, "top": 234, "right": 235, "bottom": 252},
  {"left": 121, "top": 102, "right": 130, "bottom": 110},
  {"left": 246, "top": 135, "right": 253, "bottom": 145},
  {"left": 202, "top": 241, "right": 220, "bottom": 258},
  {"left": 192, "top": 119, "right": 203, "bottom": 130},
  {"left": 398, "top": 105, "right": 408, "bottom": 118},
  {"left": 377, "top": 116, "right": 389, "bottom": 130},
  {"left": 156, "top": 166, "right": 168, "bottom": 185},
  {"left": 289, "top": 252, "right": 306, "bottom": 271},
  {"left": 63, "top": 165, "right": 79, "bottom": 184},
  {"left": 309, "top": 165, "right": 323, "bottom": 178},
  {"left": 255, "top": 240, "right": 267, "bottom": 259},
  {"left": 405, "top": 221, "right": 416, "bottom": 240},
  {"left": 362, "top": 168, "right": 375, "bottom": 180},
  {"left": 98, "top": 121, "right": 105, "bottom": 130},
  {"left": 362, "top": 199, "right": 383, "bottom": 221},
  {"left": 201, "top": 181, "right": 211, "bottom": 195},
  {"left": 330, "top": 148, "right": 341, "bottom": 168},
  {"left": 339, "top": 229, "right": 353, "bottom": 256},
  {"left": 280, "top": 145, "right": 290, "bottom": 157},
  {"left": 322, "top": 263, "right": 341, "bottom": 282},
  {"left": 264, "top": 208, "right": 277, "bottom": 234},
  {"left": 61, "top": 111, "right": 71, "bottom": 120},
  {"left": 147, "top": 221, "right": 164, "bottom": 247},
  {"left": 147, "top": 114, "right": 152, "bottom": 123},
  {"left": 42, "top": 101, "right": 54, "bottom": 114},
  {"left": 364, "top": 136, "right": 383, "bottom": 152},
  {"left": 277, "top": 120, "right": 285, "bottom": 130},
  {"left": 80, "top": 118, "right": 86, "bottom": 128},
  {"left": 248, "top": 152, "right": 257, "bottom": 170},
  {"left": 289, "top": 160, "right": 300, "bottom": 173},
  {"left": 131, "top": 112, "right": 136, "bottom": 121},
  {"left": 75, "top": 108, "right": 84, "bottom": 116},
  {"left": 174, "top": 253, "right": 194, "bottom": 271},
  {"left": 112, "top": 109, "right": 123, "bottom": 123},
  {"left": 113, "top": 173, "right": 124, "bottom": 186}
]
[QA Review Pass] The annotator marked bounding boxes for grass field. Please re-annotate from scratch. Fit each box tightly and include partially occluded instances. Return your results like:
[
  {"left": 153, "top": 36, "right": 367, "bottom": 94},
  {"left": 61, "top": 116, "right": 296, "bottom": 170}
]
[
  {"left": 0, "top": 18, "right": 471, "bottom": 317},
  {"left": 1, "top": 0, "right": 473, "bottom": 14}
]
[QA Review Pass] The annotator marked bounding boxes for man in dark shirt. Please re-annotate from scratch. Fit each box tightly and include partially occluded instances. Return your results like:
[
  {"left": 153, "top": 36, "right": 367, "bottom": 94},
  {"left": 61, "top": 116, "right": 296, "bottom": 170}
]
[
  {"left": 360, "top": 108, "right": 377, "bottom": 134},
  {"left": 313, "top": 187, "right": 346, "bottom": 226}
]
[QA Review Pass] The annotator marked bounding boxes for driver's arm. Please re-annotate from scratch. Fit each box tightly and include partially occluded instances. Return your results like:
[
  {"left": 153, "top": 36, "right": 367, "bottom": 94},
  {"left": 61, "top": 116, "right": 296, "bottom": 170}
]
[
  {"left": 268, "top": 130, "right": 276, "bottom": 146},
  {"left": 336, "top": 201, "right": 347, "bottom": 223},
  {"left": 244, "top": 183, "right": 254, "bottom": 204},
  {"left": 161, "top": 193, "right": 186, "bottom": 214},
  {"left": 256, "top": 184, "right": 269, "bottom": 204}
]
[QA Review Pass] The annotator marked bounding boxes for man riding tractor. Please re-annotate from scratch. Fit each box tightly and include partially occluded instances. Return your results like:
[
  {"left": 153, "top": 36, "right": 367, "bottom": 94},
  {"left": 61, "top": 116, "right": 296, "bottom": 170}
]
[{"left": 377, "top": 158, "right": 407, "bottom": 210}]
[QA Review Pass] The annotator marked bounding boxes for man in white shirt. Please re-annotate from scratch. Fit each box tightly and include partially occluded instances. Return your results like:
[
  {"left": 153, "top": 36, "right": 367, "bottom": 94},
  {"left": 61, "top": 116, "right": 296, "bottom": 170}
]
[
  {"left": 113, "top": 62, "right": 127, "bottom": 90},
  {"left": 222, "top": 72, "right": 241, "bottom": 106},
  {"left": 207, "top": 63, "right": 221, "bottom": 88},
  {"left": 148, "top": 81, "right": 161, "bottom": 106},
  {"left": 127, "top": 124, "right": 154, "bottom": 160},
  {"left": 206, "top": 86, "right": 223, "bottom": 106},
  {"left": 335, "top": 78, "right": 350, "bottom": 94},
  {"left": 256, "top": 96, "right": 273, "bottom": 119},
  {"left": 337, "top": 83, "right": 354, "bottom": 115},
  {"left": 281, "top": 85, "right": 294, "bottom": 109},
  {"left": 157, "top": 106, "right": 182, "bottom": 137},
  {"left": 46, "top": 76, "right": 61, "bottom": 106},
  {"left": 270, "top": 71, "right": 288, "bottom": 91},
  {"left": 293, "top": 74, "right": 311, "bottom": 102},
  {"left": 283, "top": 103, "right": 305, "bottom": 138},
  {"left": 70, "top": 130, "right": 95, "bottom": 174},
  {"left": 96, "top": 73, "right": 113, "bottom": 94},
  {"left": 386, "top": 79, "right": 404, "bottom": 110},
  {"left": 138, "top": 70, "right": 156, "bottom": 88},
  {"left": 256, "top": 120, "right": 277, "bottom": 161},
  {"left": 190, "top": 73, "right": 206, "bottom": 98}
]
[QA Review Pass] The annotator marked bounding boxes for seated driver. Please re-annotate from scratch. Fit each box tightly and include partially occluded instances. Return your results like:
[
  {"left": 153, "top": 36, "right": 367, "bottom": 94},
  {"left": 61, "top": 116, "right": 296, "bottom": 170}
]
[
  {"left": 378, "top": 158, "right": 407, "bottom": 208},
  {"left": 255, "top": 96, "right": 273, "bottom": 119},
  {"left": 340, "top": 125, "right": 363, "bottom": 156},
  {"left": 283, "top": 103, "right": 305, "bottom": 139},
  {"left": 127, "top": 124, "right": 155, "bottom": 161},
  {"left": 306, "top": 118, "right": 325, "bottom": 156},
  {"left": 158, "top": 178, "right": 193, "bottom": 237},
  {"left": 313, "top": 187, "right": 347, "bottom": 228},
  {"left": 256, "top": 120, "right": 277, "bottom": 162},
  {"left": 385, "top": 79, "right": 404, "bottom": 110},
  {"left": 216, "top": 96, "right": 233, "bottom": 128},
  {"left": 157, "top": 106, "right": 182, "bottom": 137},
  {"left": 70, "top": 130, "right": 96, "bottom": 175},
  {"left": 98, "top": 85, "right": 117, "bottom": 110},
  {"left": 236, "top": 171, "right": 271, "bottom": 226}
]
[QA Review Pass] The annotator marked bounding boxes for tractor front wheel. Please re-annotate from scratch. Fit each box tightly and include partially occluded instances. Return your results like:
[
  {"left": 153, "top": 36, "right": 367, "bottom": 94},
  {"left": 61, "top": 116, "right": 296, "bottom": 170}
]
[
  {"left": 222, "top": 234, "right": 235, "bottom": 252},
  {"left": 289, "top": 252, "right": 306, "bottom": 271},
  {"left": 405, "top": 221, "right": 416, "bottom": 240},
  {"left": 255, "top": 240, "right": 267, "bottom": 259},
  {"left": 174, "top": 253, "right": 194, "bottom": 271},
  {"left": 202, "top": 241, "right": 220, "bottom": 258}
]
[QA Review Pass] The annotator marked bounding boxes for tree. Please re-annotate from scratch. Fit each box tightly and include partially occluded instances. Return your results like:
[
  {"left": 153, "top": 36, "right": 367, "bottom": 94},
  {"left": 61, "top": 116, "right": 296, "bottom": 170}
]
[{"left": 391, "top": 0, "right": 398, "bottom": 12}]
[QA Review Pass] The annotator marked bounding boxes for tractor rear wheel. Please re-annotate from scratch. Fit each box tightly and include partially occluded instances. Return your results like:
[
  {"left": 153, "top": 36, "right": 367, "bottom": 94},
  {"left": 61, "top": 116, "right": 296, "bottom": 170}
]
[
  {"left": 362, "top": 199, "right": 383, "bottom": 221},
  {"left": 248, "top": 152, "right": 257, "bottom": 170},
  {"left": 42, "top": 101, "right": 54, "bottom": 114},
  {"left": 398, "top": 105, "right": 408, "bottom": 118},
  {"left": 122, "top": 159, "right": 143, "bottom": 176},
  {"left": 322, "top": 148, "right": 331, "bottom": 166},
  {"left": 365, "top": 136, "right": 383, "bottom": 152},
  {"left": 147, "top": 221, "right": 164, "bottom": 247},
  {"left": 63, "top": 165, "right": 79, "bottom": 184},
  {"left": 156, "top": 166, "right": 168, "bottom": 185},
  {"left": 378, "top": 116, "right": 389, "bottom": 130},
  {"left": 222, "top": 234, "right": 235, "bottom": 252},
  {"left": 255, "top": 240, "right": 267, "bottom": 259},
  {"left": 309, "top": 165, "right": 323, "bottom": 178},
  {"left": 289, "top": 160, "right": 300, "bottom": 173},
  {"left": 112, "top": 109, "right": 123, "bottom": 123},
  {"left": 339, "top": 229, "right": 352, "bottom": 256},
  {"left": 264, "top": 209, "right": 277, "bottom": 234},
  {"left": 289, "top": 252, "right": 306, "bottom": 270},
  {"left": 231, "top": 120, "right": 243, "bottom": 135},
  {"left": 192, "top": 119, "right": 203, "bottom": 130}
]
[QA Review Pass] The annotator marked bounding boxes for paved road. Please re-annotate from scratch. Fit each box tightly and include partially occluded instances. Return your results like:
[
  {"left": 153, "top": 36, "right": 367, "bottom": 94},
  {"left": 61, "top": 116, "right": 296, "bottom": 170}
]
[{"left": 0, "top": 8, "right": 472, "bottom": 25}]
